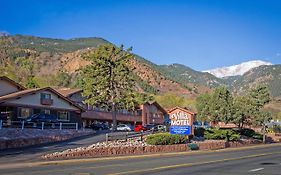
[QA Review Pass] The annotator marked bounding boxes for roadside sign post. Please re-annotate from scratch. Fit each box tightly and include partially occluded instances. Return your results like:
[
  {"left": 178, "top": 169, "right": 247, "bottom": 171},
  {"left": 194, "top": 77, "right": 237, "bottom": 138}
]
[{"left": 21, "top": 121, "right": 24, "bottom": 130}]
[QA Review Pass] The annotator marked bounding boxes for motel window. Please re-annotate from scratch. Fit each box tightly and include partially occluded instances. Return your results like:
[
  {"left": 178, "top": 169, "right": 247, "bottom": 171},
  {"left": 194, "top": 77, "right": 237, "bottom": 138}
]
[
  {"left": 41, "top": 93, "right": 51, "bottom": 99},
  {"left": 57, "top": 111, "right": 70, "bottom": 121},
  {"left": 18, "top": 108, "right": 32, "bottom": 118}
]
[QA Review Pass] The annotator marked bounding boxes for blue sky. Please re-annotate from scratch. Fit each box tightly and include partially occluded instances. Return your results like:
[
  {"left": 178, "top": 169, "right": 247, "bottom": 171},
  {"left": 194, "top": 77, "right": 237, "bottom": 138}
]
[{"left": 1, "top": 0, "right": 281, "bottom": 71}]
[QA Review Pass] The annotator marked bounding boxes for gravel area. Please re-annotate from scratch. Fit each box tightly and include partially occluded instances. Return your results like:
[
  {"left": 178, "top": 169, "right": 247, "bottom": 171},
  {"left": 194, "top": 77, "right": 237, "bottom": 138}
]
[{"left": 42, "top": 137, "right": 147, "bottom": 158}]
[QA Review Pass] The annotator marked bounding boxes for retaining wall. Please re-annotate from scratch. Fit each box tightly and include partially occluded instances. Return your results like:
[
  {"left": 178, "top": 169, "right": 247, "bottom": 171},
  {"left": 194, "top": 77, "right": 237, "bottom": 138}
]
[{"left": 43, "top": 139, "right": 261, "bottom": 160}]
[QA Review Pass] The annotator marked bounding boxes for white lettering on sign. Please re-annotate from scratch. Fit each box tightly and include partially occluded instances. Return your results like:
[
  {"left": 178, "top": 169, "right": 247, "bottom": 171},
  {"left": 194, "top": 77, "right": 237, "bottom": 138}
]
[{"left": 170, "top": 111, "right": 190, "bottom": 126}]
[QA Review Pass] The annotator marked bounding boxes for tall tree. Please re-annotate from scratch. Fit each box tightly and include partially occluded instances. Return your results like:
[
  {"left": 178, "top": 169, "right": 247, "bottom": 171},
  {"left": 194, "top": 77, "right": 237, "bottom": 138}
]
[
  {"left": 249, "top": 85, "right": 271, "bottom": 143},
  {"left": 232, "top": 96, "right": 254, "bottom": 129},
  {"left": 209, "top": 86, "right": 233, "bottom": 124},
  {"left": 196, "top": 93, "right": 212, "bottom": 122},
  {"left": 81, "top": 44, "right": 141, "bottom": 130}
]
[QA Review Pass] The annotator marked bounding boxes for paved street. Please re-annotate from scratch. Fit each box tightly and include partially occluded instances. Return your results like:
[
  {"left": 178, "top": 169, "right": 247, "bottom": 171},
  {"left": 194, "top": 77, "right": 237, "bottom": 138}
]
[
  {"left": 0, "top": 130, "right": 108, "bottom": 164},
  {"left": 0, "top": 143, "right": 281, "bottom": 175}
]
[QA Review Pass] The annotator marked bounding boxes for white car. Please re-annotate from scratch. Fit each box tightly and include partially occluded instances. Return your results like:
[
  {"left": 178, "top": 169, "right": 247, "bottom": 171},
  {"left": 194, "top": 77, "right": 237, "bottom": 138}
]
[{"left": 116, "top": 124, "right": 131, "bottom": 131}]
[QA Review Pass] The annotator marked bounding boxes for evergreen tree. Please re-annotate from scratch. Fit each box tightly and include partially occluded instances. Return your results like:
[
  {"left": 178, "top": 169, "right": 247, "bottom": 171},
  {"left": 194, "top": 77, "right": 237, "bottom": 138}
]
[
  {"left": 81, "top": 44, "right": 143, "bottom": 130},
  {"left": 249, "top": 85, "right": 272, "bottom": 143},
  {"left": 232, "top": 96, "right": 253, "bottom": 129},
  {"left": 209, "top": 86, "right": 233, "bottom": 124},
  {"left": 196, "top": 93, "right": 212, "bottom": 122}
]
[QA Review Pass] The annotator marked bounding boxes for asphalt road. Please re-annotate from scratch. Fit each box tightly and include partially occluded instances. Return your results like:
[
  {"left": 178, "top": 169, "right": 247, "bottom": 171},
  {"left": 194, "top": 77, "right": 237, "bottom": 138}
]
[
  {"left": 0, "top": 130, "right": 109, "bottom": 164},
  {"left": 0, "top": 143, "right": 281, "bottom": 175}
]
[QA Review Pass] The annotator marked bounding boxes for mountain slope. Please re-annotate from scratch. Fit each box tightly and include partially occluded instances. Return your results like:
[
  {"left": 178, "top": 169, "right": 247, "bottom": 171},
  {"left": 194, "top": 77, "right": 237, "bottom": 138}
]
[
  {"left": 1, "top": 34, "right": 281, "bottom": 99},
  {"left": 157, "top": 63, "right": 225, "bottom": 89},
  {"left": 0, "top": 35, "right": 196, "bottom": 98},
  {"left": 229, "top": 65, "right": 281, "bottom": 97}
]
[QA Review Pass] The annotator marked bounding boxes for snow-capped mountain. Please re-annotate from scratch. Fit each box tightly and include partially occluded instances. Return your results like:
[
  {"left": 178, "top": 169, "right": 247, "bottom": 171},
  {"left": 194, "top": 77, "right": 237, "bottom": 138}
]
[
  {"left": 204, "top": 60, "right": 273, "bottom": 78},
  {"left": 0, "top": 31, "right": 9, "bottom": 37}
]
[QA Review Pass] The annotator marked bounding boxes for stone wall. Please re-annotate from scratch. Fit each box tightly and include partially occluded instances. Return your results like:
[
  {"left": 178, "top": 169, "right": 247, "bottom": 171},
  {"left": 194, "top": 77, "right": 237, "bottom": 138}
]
[{"left": 43, "top": 139, "right": 261, "bottom": 160}]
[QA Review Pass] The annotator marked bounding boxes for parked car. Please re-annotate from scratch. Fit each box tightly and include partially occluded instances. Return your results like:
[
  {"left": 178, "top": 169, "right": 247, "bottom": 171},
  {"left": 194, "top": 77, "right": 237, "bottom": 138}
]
[
  {"left": 151, "top": 125, "right": 166, "bottom": 132},
  {"left": 193, "top": 121, "right": 210, "bottom": 128},
  {"left": 145, "top": 124, "right": 156, "bottom": 131},
  {"left": 0, "top": 112, "right": 8, "bottom": 121},
  {"left": 25, "top": 113, "right": 58, "bottom": 123},
  {"left": 116, "top": 124, "right": 131, "bottom": 131},
  {"left": 134, "top": 124, "right": 147, "bottom": 132},
  {"left": 90, "top": 123, "right": 109, "bottom": 131}
]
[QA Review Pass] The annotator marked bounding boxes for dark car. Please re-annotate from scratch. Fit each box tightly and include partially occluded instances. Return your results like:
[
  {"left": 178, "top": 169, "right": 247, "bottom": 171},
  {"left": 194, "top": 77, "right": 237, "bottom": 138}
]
[
  {"left": 0, "top": 112, "right": 8, "bottom": 121},
  {"left": 90, "top": 123, "right": 109, "bottom": 131},
  {"left": 145, "top": 124, "right": 156, "bottom": 131},
  {"left": 25, "top": 113, "right": 58, "bottom": 123}
]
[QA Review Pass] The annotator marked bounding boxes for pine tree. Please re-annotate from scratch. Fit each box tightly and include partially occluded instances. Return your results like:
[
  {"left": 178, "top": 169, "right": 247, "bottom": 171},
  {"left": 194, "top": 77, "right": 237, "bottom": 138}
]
[
  {"left": 209, "top": 86, "right": 233, "bottom": 124},
  {"left": 249, "top": 85, "right": 272, "bottom": 143},
  {"left": 81, "top": 44, "right": 142, "bottom": 130},
  {"left": 232, "top": 95, "right": 253, "bottom": 129},
  {"left": 196, "top": 93, "right": 212, "bottom": 122}
]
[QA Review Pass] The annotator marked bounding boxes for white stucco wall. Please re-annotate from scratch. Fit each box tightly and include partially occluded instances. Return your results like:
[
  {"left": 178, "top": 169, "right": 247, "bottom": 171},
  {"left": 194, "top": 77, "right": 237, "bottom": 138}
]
[
  {"left": 0, "top": 80, "right": 20, "bottom": 96},
  {"left": 5, "top": 90, "right": 79, "bottom": 111}
]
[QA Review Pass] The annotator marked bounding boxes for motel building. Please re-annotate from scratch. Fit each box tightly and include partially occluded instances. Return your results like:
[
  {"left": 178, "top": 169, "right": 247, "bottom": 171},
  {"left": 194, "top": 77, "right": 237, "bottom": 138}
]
[
  {"left": 57, "top": 88, "right": 169, "bottom": 128},
  {"left": 0, "top": 77, "right": 84, "bottom": 127}
]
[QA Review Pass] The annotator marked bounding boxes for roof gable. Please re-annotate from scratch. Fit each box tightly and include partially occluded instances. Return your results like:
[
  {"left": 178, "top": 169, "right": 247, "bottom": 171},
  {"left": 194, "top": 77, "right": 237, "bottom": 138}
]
[
  {"left": 55, "top": 88, "right": 82, "bottom": 97},
  {"left": 167, "top": 107, "right": 196, "bottom": 115},
  {"left": 150, "top": 101, "right": 167, "bottom": 114},
  {"left": 0, "top": 76, "right": 26, "bottom": 90},
  {"left": 0, "top": 87, "right": 84, "bottom": 111}
]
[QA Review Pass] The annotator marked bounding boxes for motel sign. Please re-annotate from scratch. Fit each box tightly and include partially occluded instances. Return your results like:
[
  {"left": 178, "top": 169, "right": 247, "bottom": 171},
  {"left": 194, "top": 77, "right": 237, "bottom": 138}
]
[{"left": 168, "top": 107, "right": 195, "bottom": 135}]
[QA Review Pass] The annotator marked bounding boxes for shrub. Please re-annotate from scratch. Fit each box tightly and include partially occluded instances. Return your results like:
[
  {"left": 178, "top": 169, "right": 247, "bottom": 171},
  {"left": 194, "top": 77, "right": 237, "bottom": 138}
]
[
  {"left": 146, "top": 133, "right": 187, "bottom": 145},
  {"left": 204, "top": 128, "right": 240, "bottom": 141},
  {"left": 187, "top": 143, "right": 199, "bottom": 150},
  {"left": 238, "top": 128, "right": 256, "bottom": 137},
  {"left": 194, "top": 127, "right": 205, "bottom": 137}
]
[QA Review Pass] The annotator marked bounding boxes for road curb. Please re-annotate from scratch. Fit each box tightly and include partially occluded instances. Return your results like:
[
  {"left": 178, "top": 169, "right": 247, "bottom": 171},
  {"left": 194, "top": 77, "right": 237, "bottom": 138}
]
[{"left": 0, "top": 142, "right": 280, "bottom": 170}]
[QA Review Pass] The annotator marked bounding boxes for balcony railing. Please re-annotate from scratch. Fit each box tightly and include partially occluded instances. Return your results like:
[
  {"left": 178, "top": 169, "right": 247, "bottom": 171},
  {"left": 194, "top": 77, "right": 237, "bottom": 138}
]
[{"left": 40, "top": 98, "right": 53, "bottom": 105}]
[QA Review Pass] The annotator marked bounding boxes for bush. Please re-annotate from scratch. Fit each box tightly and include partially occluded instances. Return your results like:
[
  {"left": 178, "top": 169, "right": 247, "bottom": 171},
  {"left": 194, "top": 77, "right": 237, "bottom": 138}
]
[
  {"left": 238, "top": 128, "right": 256, "bottom": 137},
  {"left": 204, "top": 128, "right": 240, "bottom": 141},
  {"left": 146, "top": 133, "right": 187, "bottom": 145},
  {"left": 187, "top": 143, "right": 199, "bottom": 150},
  {"left": 194, "top": 127, "right": 205, "bottom": 137}
]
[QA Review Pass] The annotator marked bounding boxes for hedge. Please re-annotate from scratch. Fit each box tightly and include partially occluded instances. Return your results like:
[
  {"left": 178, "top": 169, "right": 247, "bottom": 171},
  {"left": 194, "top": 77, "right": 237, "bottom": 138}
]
[
  {"left": 146, "top": 133, "right": 187, "bottom": 145},
  {"left": 204, "top": 128, "right": 240, "bottom": 141}
]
